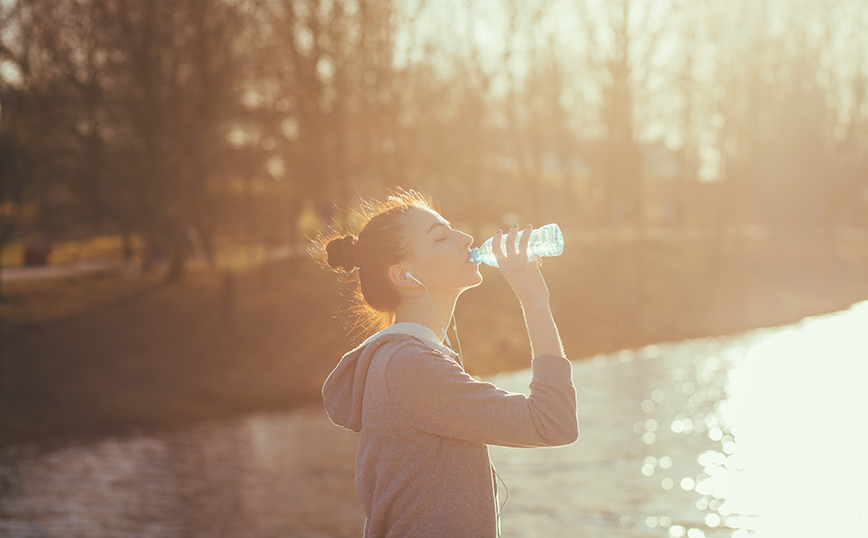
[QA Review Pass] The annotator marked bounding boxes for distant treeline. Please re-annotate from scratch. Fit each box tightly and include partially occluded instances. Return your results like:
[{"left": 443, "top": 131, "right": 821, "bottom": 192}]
[{"left": 1, "top": 0, "right": 866, "bottom": 277}]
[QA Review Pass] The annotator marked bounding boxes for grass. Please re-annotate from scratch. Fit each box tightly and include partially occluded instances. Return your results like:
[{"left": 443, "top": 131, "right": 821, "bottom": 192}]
[
  {"left": 1, "top": 233, "right": 867, "bottom": 446},
  {"left": 1, "top": 234, "right": 144, "bottom": 268},
  {"left": 0, "top": 259, "right": 348, "bottom": 443},
  {"left": 0, "top": 243, "right": 24, "bottom": 267},
  {"left": 0, "top": 268, "right": 163, "bottom": 324}
]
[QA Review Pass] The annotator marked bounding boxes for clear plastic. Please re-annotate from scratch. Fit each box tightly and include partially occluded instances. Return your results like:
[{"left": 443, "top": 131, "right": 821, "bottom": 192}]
[{"left": 469, "top": 223, "right": 564, "bottom": 267}]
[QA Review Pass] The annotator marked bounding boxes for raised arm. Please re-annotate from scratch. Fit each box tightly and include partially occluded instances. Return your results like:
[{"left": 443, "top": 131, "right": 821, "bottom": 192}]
[
  {"left": 385, "top": 226, "right": 577, "bottom": 447},
  {"left": 385, "top": 342, "right": 578, "bottom": 447},
  {"left": 491, "top": 224, "right": 564, "bottom": 359}
]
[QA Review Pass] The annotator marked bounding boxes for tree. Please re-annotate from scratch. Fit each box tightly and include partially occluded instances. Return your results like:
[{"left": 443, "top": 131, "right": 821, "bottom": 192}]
[
  {"left": 7, "top": 0, "right": 250, "bottom": 280},
  {"left": 573, "top": 0, "right": 676, "bottom": 227},
  {"left": 0, "top": 1, "right": 38, "bottom": 297}
]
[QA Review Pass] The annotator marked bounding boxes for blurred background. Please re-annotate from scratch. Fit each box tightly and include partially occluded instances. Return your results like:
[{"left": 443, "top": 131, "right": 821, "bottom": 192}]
[{"left": 0, "top": 0, "right": 867, "bottom": 446}]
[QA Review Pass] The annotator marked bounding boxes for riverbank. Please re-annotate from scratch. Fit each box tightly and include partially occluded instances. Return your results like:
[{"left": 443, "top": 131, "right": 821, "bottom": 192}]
[{"left": 1, "top": 232, "right": 867, "bottom": 445}]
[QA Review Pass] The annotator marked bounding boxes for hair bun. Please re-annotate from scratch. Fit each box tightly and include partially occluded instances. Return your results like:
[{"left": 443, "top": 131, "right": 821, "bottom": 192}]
[{"left": 326, "top": 235, "right": 357, "bottom": 272}]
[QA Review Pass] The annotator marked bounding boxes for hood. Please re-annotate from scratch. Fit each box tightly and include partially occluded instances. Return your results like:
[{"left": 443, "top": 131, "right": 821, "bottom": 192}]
[{"left": 322, "top": 322, "right": 457, "bottom": 432}]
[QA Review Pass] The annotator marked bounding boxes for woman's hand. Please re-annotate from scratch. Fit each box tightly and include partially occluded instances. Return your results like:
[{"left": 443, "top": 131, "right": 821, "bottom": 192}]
[
  {"left": 491, "top": 224, "right": 550, "bottom": 306},
  {"left": 492, "top": 223, "right": 563, "bottom": 358}
]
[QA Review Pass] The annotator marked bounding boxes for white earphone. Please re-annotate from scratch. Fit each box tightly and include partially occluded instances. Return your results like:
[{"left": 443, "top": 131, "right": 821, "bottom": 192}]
[{"left": 405, "top": 271, "right": 452, "bottom": 348}]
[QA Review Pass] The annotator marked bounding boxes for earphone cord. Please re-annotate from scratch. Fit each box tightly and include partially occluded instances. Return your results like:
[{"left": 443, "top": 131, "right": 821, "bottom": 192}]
[
  {"left": 416, "top": 278, "right": 507, "bottom": 532},
  {"left": 491, "top": 462, "right": 509, "bottom": 537},
  {"left": 416, "top": 278, "right": 452, "bottom": 348},
  {"left": 452, "top": 315, "right": 464, "bottom": 369},
  {"left": 453, "top": 318, "right": 507, "bottom": 533}
]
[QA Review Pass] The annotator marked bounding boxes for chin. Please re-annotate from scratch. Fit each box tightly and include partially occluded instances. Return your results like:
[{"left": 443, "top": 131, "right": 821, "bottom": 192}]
[
  {"left": 464, "top": 267, "right": 484, "bottom": 288},
  {"left": 452, "top": 262, "right": 483, "bottom": 292}
]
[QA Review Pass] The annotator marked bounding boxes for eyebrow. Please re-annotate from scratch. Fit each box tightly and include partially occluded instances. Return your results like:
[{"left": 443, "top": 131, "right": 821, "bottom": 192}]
[{"left": 427, "top": 221, "right": 450, "bottom": 234}]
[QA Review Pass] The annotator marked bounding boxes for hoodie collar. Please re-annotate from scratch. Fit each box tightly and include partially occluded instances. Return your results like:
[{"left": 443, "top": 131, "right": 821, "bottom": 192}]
[
  {"left": 322, "top": 321, "right": 458, "bottom": 432},
  {"left": 360, "top": 322, "right": 457, "bottom": 358}
]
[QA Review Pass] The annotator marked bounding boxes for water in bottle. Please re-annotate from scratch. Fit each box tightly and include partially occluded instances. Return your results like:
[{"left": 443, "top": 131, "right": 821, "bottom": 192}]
[{"left": 469, "top": 223, "right": 564, "bottom": 267}]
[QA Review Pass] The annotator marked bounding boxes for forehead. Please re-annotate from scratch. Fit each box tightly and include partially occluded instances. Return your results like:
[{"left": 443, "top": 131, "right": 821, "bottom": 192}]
[{"left": 406, "top": 207, "right": 447, "bottom": 233}]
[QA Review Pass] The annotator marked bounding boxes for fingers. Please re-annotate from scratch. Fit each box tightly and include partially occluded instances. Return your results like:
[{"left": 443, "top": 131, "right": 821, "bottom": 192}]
[
  {"left": 505, "top": 224, "right": 518, "bottom": 259},
  {"left": 492, "top": 229, "right": 505, "bottom": 265},
  {"left": 518, "top": 224, "right": 531, "bottom": 258},
  {"left": 494, "top": 224, "right": 535, "bottom": 268}
]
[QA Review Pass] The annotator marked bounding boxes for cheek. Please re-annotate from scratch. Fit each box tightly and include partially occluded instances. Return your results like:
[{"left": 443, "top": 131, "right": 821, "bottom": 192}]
[
  {"left": 429, "top": 254, "right": 456, "bottom": 279},
  {"left": 417, "top": 248, "right": 460, "bottom": 281}
]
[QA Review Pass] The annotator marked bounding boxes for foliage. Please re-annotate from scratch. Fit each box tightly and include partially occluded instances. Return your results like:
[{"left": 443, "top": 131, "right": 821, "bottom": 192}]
[{"left": 0, "top": 0, "right": 865, "bottom": 277}]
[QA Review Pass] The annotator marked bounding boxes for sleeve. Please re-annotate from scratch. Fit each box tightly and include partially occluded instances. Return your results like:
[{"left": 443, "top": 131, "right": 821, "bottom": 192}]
[{"left": 384, "top": 342, "right": 579, "bottom": 448}]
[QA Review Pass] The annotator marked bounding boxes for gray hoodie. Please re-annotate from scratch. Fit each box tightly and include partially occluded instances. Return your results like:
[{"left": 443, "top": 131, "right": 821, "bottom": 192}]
[{"left": 322, "top": 322, "right": 579, "bottom": 538}]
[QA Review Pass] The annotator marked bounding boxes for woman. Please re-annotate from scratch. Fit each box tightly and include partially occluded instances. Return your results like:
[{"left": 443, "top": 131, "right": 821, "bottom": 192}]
[{"left": 315, "top": 191, "right": 578, "bottom": 537}]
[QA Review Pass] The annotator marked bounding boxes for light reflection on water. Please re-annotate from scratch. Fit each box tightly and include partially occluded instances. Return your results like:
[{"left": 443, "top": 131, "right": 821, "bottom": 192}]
[
  {"left": 1, "top": 302, "right": 866, "bottom": 537},
  {"left": 489, "top": 301, "right": 868, "bottom": 538},
  {"left": 695, "top": 301, "right": 868, "bottom": 538}
]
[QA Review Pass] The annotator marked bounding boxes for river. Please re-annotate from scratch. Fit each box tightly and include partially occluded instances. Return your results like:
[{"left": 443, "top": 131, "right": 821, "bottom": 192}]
[{"left": 1, "top": 302, "right": 867, "bottom": 537}]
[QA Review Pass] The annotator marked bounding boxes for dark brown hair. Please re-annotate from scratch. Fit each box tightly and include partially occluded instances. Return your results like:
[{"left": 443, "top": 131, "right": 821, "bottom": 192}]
[{"left": 311, "top": 189, "right": 433, "bottom": 341}]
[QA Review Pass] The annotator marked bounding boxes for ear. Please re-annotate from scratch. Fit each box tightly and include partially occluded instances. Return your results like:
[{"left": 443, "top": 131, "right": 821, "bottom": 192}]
[{"left": 389, "top": 264, "right": 418, "bottom": 289}]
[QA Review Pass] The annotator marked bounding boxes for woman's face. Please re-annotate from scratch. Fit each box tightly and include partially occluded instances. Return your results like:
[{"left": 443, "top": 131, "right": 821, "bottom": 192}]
[{"left": 398, "top": 207, "right": 482, "bottom": 294}]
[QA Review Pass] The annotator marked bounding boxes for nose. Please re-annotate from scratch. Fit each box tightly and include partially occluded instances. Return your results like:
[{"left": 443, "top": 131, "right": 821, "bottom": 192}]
[{"left": 457, "top": 230, "right": 473, "bottom": 249}]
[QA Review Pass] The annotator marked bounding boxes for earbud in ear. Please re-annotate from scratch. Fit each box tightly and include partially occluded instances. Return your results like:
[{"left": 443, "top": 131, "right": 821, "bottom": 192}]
[{"left": 405, "top": 272, "right": 421, "bottom": 284}]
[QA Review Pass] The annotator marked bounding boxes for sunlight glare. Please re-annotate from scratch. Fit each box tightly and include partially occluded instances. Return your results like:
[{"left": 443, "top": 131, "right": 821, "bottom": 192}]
[{"left": 698, "top": 302, "right": 868, "bottom": 538}]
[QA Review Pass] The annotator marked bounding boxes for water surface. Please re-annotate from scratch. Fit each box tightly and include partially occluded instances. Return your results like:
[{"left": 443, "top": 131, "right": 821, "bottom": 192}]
[{"left": 2, "top": 302, "right": 866, "bottom": 537}]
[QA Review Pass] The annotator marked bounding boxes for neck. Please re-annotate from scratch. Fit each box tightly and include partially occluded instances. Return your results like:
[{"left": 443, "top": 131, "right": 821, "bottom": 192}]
[{"left": 394, "top": 288, "right": 460, "bottom": 344}]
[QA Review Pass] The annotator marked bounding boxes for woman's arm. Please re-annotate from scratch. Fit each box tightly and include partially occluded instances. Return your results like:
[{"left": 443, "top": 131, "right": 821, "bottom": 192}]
[
  {"left": 384, "top": 225, "right": 578, "bottom": 447},
  {"left": 492, "top": 224, "right": 564, "bottom": 359},
  {"left": 385, "top": 342, "right": 578, "bottom": 447}
]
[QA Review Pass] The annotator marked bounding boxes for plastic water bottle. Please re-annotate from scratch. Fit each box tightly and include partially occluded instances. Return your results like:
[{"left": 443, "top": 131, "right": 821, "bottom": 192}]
[{"left": 469, "top": 223, "right": 564, "bottom": 267}]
